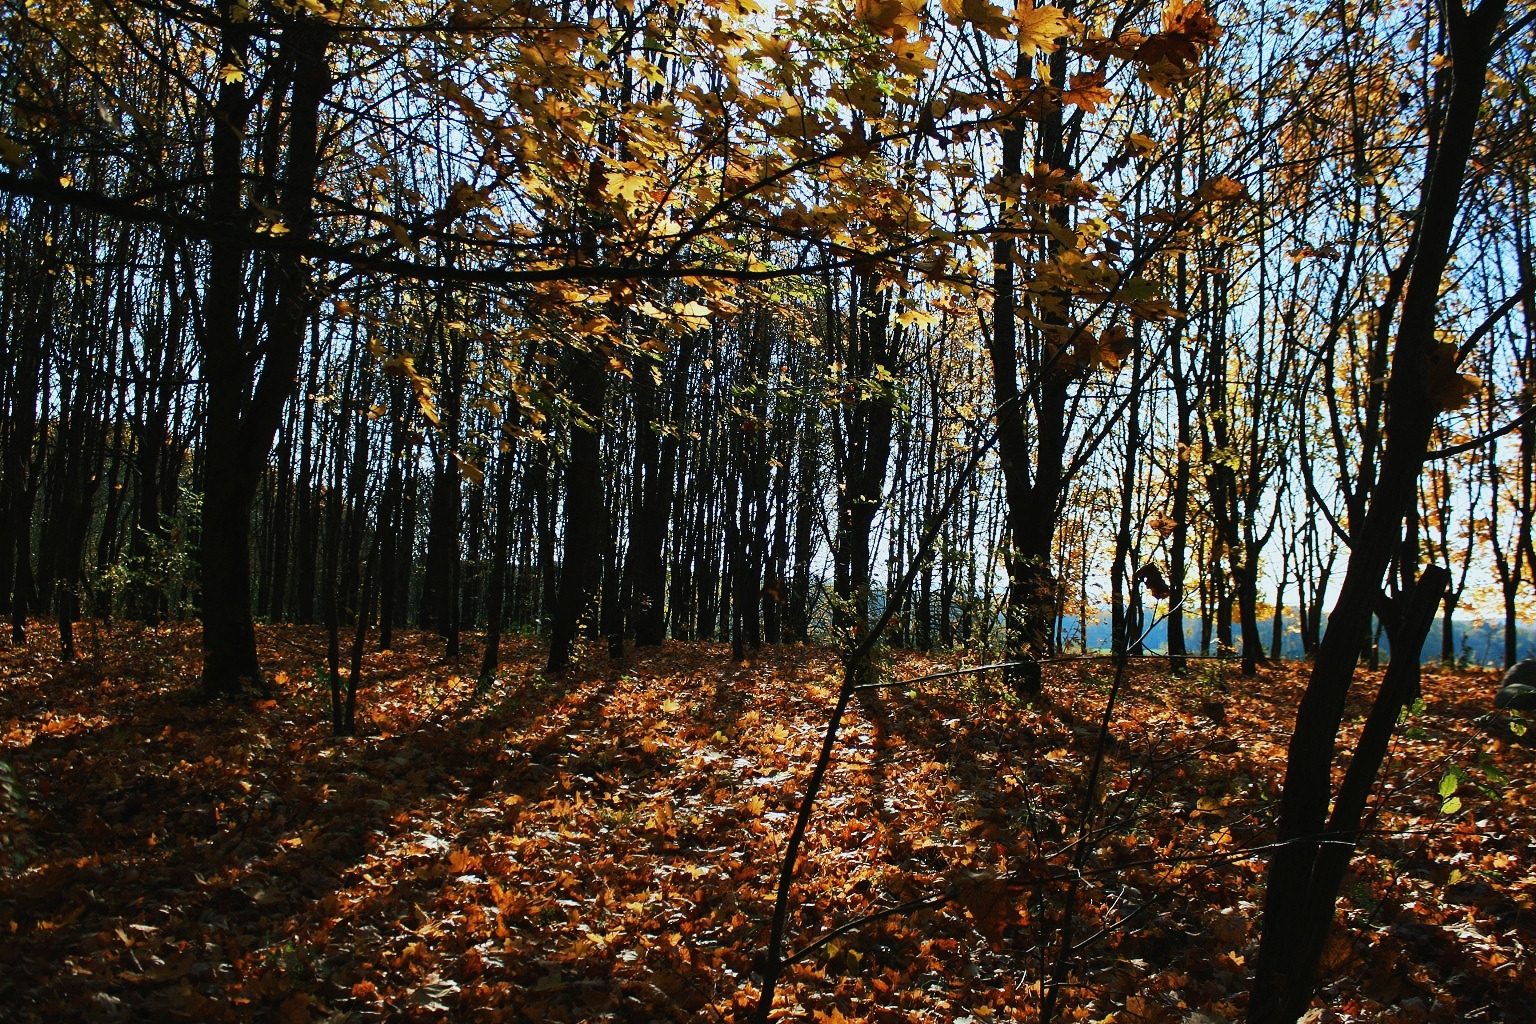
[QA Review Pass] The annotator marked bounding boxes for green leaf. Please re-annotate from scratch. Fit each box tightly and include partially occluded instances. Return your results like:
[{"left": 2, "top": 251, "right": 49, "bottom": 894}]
[
  {"left": 1440, "top": 795, "right": 1462, "bottom": 815},
  {"left": 1438, "top": 770, "right": 1459, "bottom": 799}
]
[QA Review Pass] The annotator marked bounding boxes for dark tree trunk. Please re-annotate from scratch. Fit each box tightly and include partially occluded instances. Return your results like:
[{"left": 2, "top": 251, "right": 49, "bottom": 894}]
[
  {"left": 830, "top": 267, "right": 897, "bottom": 685},
  {"left": 628, "top": 339, "right": 671, "bottom": 646},
  {"left": 200, "top": 13, "right": 333, "bottom": 695},
  {"left": 1249, "top": 3, "right": 1505, "bottom": 1018},
  {"left": 292, "top": 338, "right": 321, "bottom": 625},
  {"left": 986, "top": 40, "right": 1076, "bottom": 696},
  {"left": 421, "top": 455, "right": 461, "bottom": 634},
  {"left": 602, "top": 497, "right": 624, "bottom": 659},
  {"left": 480, "top": 427, "right": 517, "bottom": 684},
  {"left": 533, "top": 436, "right": 557, "bottom": 633},
  {"left": 2, "top": 201, "right": 54, "bottom": 644},
  {"left": 1112, "top": 342, "right": 1143, "bottom": 655},
  {"left": 547, "top": 345, "right": 607, "bottom": 672},
  {"left": 378, "top": 378, "right": 408, "bottom": 649},
  {"left": 787, "top": 414, "right": 818, "bottom": 643}
]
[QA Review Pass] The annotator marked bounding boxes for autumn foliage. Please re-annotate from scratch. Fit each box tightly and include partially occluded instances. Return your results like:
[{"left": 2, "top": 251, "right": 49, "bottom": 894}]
[{"left": 2, "top": 626, "right": 1532, "bottom": 1022}]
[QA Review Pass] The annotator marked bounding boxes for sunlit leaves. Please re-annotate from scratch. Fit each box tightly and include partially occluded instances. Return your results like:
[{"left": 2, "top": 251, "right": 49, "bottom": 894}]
[
  {"left": 603, "top": 170, "right": 652, "bottom": 208},
  {"left": 1013, "top": 0, "right": 1071, "bottom": 55},
  {"left": 854, "top": 0, "right": 925, "bottom": 38},
  {"left": 1438, "top": 766, "right": 1464, "bottom": 814},
  {"left": 1075, "top": 323, "right": 1134, "bottom": 371},
  {"left": 636, "top": 298, "right": 713, "bottom": 332},
  {"left": 1129, "top": 0, "right": 1222, "bottom": 95},
  {"left": 1064, "top": 70, "right": 1113, "bottom": 112},
  {"left": 896, "top": 307, "right": 938, "bottom": 328},
  {"left": 381, "top": 352, "right": 443, "bottom": 427},
  {"left": 5, "top": 632, "right": 1527, "bottom": 1021},
  {"left": 940, "top": 0, "right": 1013, "bottom": 39}
]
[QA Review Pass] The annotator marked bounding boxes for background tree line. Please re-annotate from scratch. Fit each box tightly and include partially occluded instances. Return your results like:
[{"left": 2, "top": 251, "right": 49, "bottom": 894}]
[{"left": 0, "top": 0, "right": 1530, "bottom": 683}]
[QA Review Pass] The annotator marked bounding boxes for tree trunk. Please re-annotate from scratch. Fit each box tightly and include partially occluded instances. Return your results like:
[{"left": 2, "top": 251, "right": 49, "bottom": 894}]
[
  {"left": 480, "top": 427, "right": 517, "bottom": 684},
  {"left": 1249, "top": 3, "right": 1505, "bottom": 1017},
  {"left": 547, "top": 344, "right": 607, "bottom": 672},
  {"left": 200, "top": 11, "right": 333, "bottom": 694}
]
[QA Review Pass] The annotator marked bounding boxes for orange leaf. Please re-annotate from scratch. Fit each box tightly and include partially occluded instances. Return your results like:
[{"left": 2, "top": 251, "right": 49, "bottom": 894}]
[
  {"left": 1426, "top": 341, "right": 1480, "bottom": 412},
  {"left": 1198, "top": 174, "right": 1248, "bottom": 202},
  {"left": 1064, "top": 71, "right": 1112, "bottom": 113}
]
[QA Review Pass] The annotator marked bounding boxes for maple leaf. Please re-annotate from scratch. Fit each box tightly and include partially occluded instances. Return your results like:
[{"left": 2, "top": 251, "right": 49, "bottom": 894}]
[
  {"left": 1062, "top": 71, "right": 1112, "bottom": 112},
  {"left": 604, "top": 170, "right": 650, "bottom": 207},
  {"left": 854, "top": 0, "right": 925, "bottom": 38},
  {"left": 896, "top": 308, "right": 937, "bottom": 328},
  {"left": 1132, "top": 0, "right": 1220, "bottom": 95},
  {"left": 947, "top": 869, "right": 1014, "bottom": 942},
  {"left": 451, "top": 451, "right": 485, "bottom": 486},
  {"left": 941, "top": 0, "right": 1013, "bottom": 38},
  {"left": 1198, "top": 174, "right": 1248, "bottom": 202},
  {"left": 672, "top": 300, "right": 712, "bottom": 330},
  {"left": 1091, "top": 323, "right": 1134, "bottom": 370},
  {"left": 1014, "top": 1, "right": 1070, "bottom": 55},
  {"left": 1425, "top": 341, "right": 1480, "bottom": 412},
  {"left": 1164, "top": 0, "right": 1221, "bottom": 45}
]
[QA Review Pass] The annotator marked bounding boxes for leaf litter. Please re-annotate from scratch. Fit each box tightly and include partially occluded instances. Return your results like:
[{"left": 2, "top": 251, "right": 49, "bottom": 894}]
[{"left": 1, "top": 623, "right": 1532, "bottom": 1022}]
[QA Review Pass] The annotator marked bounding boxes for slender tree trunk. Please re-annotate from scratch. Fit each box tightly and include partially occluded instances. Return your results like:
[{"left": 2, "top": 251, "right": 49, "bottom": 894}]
[
  {"left": 1250, "top": 3, "right": 1505, "bottom": 1017},
  {"left": 629, "top": 337, "right": 676, "bottom": 646},
  {"left": 480, "top": 427, "right": 517, "bottom": 684},
  {"left": 293, "top": 339, "right": 321, "bottom": 625},
  {"left": 378, "top": 378, "right": 407, "bottom": 649}
]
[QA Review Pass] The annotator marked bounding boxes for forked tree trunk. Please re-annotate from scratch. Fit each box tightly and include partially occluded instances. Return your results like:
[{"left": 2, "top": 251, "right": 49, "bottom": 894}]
[
  {"left": 1249, "top": 2, "right": 1506, "bottom": 1018},
  {"left": 200, "top": 12, "right": 334, "bottom": 695}
]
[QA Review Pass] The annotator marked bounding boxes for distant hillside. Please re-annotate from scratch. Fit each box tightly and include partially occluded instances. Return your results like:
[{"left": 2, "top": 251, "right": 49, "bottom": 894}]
[{"left": 1064, "top": 613, "right": 1535, "bottom": 668}]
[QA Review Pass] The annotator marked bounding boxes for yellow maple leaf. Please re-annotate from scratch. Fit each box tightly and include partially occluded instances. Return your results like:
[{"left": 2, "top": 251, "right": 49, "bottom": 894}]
[
  {"left": 896, "top": 308, "right": 937, "bottom": 328},
  {"left": 855, "top": 0, "right": 924, "bottom": 38},
  {"left": 889, "top": 36, "right": 939, "bottom": 74},
  {"left": 942, "top": 0, "right": 1012, "bottom": 37},
  {"left": 451, "top": 451, "right": 485, "bottom": 486},
  {"left": 1013, "top": 1, "right": 1069, "bottom": 56},
  {"left": 673, "top": 300, "right": 712, "bottom": 329},
  {"left": 604, "top": 170, "right": 650, "bottom": 206}
]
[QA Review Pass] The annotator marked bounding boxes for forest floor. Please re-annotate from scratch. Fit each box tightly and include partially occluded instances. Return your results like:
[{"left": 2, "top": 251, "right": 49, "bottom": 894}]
[{"left": 1, "top": 622, "right": 1533, "bottom": 1024}]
